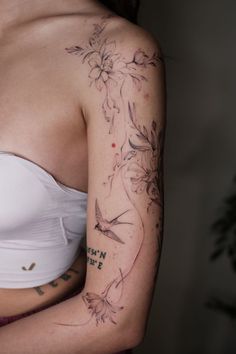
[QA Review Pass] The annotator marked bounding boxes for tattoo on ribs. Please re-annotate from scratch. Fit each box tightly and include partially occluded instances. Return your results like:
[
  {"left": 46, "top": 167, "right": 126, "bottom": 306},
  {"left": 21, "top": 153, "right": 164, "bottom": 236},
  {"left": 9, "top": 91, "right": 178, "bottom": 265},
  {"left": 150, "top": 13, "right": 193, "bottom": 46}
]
[{"left": 65, "top": 19, "right": 161, "bottom": 133}]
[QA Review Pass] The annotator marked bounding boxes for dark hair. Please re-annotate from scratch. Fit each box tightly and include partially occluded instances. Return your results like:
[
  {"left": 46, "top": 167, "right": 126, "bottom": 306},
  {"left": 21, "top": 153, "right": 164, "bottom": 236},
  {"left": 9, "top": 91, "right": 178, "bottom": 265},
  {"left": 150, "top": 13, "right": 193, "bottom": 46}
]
[{"left": 99, "top": 0, "right": 140, "bottom": 24}]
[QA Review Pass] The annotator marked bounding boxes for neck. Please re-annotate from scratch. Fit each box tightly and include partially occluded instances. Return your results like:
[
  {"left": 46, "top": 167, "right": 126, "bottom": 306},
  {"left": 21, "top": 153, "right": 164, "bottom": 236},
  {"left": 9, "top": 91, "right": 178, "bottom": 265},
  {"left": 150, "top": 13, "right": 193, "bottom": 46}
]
[{"left": 0, "top": 0, "right": 99, "bottom": 31}]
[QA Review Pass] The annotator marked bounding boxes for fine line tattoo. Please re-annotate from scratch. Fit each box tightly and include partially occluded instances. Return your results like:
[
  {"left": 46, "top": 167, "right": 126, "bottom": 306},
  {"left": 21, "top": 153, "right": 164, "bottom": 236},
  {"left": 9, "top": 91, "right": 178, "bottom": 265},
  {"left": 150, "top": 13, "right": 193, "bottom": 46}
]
[
  {"left": 104, "top": 101, "right": 163, "bottom": 213},
  {"left": 56, "top": 18, "right": 164, "bottom": 328},
  {"left": 87, "top": 246, "right": 108, "bottom": 270},
  {"left": 95, "top": 198, "right": 133, "bottom": 244},
  {"left": 65, "top": 19, "right": 161, "bottom": 133}
]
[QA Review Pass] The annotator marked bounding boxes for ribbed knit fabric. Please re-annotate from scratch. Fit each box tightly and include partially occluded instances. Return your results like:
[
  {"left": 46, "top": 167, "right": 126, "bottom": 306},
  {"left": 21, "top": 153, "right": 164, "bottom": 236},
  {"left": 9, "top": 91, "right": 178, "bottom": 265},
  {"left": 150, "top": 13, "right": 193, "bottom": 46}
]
[{"left": 0, "top": 151, "right": 87, "bottom": 288}]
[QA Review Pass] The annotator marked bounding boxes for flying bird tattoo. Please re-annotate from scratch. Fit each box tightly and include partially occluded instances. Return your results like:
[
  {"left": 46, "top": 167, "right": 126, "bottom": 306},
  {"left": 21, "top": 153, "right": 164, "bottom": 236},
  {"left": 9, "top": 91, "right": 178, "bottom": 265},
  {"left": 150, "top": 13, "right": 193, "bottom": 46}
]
[{"left": 94, "top": 199, "right": 133, "bottom": 244}]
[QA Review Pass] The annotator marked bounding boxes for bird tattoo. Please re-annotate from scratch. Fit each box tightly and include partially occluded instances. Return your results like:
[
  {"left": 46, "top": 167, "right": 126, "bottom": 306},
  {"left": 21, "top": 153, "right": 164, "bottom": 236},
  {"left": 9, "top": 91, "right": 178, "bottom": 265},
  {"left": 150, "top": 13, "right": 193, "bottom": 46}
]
[{"left": 94, "top": 199, "right": 133, "bottom": 244}]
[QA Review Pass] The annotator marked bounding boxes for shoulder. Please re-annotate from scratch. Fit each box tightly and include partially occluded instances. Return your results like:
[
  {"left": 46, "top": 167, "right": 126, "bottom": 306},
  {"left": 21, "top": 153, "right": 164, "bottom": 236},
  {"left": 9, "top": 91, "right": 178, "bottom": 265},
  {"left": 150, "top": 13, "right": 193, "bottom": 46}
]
[
  {"left": 64, "top": 14, "right": 164, "bottom": 75},
  {"left": 84, "top": 15, "right": 164, "bottom": 69},
  {"left": 63, "top": 14, "right": 165, "bottom": 122},
  {"left": 108, "top": 16, "right": 163, "bottom": 56}
]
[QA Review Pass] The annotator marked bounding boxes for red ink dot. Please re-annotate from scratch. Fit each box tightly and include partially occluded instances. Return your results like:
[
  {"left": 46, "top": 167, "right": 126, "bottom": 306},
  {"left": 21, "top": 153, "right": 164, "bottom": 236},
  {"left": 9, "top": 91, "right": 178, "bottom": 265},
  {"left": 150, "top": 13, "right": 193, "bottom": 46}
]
[{"left": 112, "top": 143, "right": 116, "bottom": 148}]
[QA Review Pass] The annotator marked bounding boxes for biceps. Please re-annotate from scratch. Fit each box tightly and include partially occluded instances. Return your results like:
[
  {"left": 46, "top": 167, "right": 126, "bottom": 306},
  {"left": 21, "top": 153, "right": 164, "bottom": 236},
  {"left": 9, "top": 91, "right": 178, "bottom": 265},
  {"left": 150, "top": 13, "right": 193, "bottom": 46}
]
[
  {"left": 83, "top": 104, "right": 164, "bottom": 326},
  {"left": 80, "top": 41, "right": 165, "bottom": 326}
]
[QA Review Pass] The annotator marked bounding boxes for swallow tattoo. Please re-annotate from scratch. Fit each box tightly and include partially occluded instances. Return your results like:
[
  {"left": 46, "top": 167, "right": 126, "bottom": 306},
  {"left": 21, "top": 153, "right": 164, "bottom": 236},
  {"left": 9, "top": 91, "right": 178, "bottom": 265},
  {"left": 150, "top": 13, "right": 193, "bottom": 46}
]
[{"left": 94, "top": 199, "right": 133, "bottom": 244}]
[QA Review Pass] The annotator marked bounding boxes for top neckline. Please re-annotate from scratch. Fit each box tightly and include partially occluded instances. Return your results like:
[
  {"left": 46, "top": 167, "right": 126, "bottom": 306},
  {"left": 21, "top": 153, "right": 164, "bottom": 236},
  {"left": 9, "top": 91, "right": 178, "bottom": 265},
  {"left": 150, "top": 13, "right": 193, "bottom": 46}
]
[{"left": 0, "top": 151, "right": 88, "bottom": 197}]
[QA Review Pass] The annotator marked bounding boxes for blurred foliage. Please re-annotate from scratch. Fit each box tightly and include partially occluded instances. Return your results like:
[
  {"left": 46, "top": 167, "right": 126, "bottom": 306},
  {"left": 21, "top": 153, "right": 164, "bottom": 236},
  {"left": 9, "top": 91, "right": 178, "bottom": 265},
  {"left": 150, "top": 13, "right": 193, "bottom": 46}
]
[
  {"left": 205, "top": 176, "right": 236, "bottom": 319},
  {"left": 210, "top": 176, "right": 236, "bottom": 271},
  {"left": 206, "top": 296, "right": 236, "bottom": 320}
]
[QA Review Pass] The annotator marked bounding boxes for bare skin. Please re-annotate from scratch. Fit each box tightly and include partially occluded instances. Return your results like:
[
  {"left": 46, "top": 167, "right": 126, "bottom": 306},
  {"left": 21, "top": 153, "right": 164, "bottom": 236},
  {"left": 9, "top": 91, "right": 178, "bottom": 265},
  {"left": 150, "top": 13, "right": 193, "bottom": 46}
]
[
  {"left": 0, "top": 0, "right": 105, "bottom": 316},
  {"left": 0, "top": 1, "right": 166, "bottom": 353},
  {"left": 0, "top": 247, "right": 87, "bottom": 316}
]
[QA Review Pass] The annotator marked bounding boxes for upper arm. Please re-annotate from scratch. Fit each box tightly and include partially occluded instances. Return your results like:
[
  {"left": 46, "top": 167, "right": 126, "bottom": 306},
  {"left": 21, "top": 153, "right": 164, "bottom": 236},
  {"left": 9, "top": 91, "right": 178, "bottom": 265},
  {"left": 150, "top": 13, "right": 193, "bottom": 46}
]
[{"left": 67, "top": 19, "right": 166, "bottom": 337}]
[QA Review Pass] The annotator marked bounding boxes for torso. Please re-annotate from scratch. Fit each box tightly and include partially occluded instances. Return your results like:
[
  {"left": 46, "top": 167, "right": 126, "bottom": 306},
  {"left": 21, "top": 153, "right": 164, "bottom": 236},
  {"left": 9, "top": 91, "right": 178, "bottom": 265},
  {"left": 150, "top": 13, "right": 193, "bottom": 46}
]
[
  {"left": 0, "top": 15, "right": 90, "bottom": 193},
  {"left": 0, "top": 3, "right": 120, "bottom": 316}
]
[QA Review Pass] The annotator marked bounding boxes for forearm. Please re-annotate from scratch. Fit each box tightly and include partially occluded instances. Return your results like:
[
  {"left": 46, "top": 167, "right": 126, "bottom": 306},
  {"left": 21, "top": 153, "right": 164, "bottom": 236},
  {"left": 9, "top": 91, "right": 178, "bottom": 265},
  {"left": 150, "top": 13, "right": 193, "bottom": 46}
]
[
  {"left": 0, "top": 290, "right": 130, "bottom": 354},
  {"left": 30, "top": 248, "right": 87, "bottom": 310},
  {"left": 1, "top": 248, "right": 87, "bottom": 316}
]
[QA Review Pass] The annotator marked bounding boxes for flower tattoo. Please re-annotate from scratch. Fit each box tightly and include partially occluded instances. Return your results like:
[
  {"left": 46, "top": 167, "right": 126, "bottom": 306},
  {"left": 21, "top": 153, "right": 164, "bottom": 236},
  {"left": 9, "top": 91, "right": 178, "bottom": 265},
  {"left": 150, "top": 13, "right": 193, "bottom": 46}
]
[
  {"left": 105, "top": 101, "right": 164, "bottom": 212},
  {"left": 55, "top": 18, "right": 164, "bottom": 330},
  {"left": 65, "top": 20, "right": 161, "bottom": 133},
  {"left": 54, "top": 271, "right": 125, "bottom": 326},
  {"left": 82, "top": 290, "right": 124, "bottom": 326}
]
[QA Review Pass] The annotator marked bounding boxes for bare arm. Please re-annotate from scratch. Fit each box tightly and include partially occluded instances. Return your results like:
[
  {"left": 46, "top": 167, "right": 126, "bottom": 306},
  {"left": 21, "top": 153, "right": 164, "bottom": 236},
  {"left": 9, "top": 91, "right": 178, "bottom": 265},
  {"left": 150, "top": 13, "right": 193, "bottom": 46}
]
[
  {"left": 0, "top": 19, "right": 166, "bottom": 354},
  {"left": 0, "top": 247, "right": 87, "bottom": 316}
]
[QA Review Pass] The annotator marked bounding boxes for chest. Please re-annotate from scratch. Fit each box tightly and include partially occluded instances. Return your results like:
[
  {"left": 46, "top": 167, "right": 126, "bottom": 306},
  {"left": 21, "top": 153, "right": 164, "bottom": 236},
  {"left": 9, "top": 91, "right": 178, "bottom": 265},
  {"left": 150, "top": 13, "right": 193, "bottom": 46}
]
[
  {"left": 0, "top": 40, "right": 81, "bottom": 140},
  {"left": 0, "top": 34, "right": 88, "bottom": 189}
]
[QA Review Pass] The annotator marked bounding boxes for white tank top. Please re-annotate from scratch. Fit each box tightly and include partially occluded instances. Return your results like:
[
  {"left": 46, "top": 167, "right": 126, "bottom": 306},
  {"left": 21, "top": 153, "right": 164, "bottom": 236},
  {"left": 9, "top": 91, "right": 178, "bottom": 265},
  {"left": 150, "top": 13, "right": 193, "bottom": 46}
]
[{"left": 0, "top": 151, "right": 87, "bottom": 288}]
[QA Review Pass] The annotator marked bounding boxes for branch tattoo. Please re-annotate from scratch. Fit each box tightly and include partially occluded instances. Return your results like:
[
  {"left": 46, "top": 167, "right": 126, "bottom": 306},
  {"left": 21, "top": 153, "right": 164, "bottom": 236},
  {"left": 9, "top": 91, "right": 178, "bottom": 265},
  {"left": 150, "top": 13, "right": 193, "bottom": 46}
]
[{"left": 55, "top": 17, "right": 164, "bottom": 327}]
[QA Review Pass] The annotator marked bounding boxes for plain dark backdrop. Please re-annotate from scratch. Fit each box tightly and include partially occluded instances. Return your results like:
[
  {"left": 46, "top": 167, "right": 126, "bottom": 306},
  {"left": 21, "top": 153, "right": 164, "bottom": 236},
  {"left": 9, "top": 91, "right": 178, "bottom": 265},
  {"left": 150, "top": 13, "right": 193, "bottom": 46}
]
[{"left": 134, "top": 1, "right": 236, "bottom": 353}]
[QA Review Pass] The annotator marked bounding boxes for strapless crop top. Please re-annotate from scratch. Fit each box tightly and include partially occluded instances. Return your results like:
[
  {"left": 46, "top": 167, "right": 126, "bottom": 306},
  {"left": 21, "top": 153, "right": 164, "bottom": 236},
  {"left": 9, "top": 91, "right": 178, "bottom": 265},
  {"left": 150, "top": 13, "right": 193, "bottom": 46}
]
[{"left": 0, "top": 151, "right": 87, "bottom": 288}]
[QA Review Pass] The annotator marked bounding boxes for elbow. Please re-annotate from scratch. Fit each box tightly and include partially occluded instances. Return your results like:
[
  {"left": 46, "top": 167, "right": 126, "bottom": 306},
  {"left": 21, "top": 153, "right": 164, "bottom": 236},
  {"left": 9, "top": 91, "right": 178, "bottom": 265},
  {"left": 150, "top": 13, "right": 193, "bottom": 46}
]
[
  {"left": 125, "top": 328, "right": 145, "bottom": 349},
  {"left": 119, "top": 318, "right": 146, "bottom": 350}
]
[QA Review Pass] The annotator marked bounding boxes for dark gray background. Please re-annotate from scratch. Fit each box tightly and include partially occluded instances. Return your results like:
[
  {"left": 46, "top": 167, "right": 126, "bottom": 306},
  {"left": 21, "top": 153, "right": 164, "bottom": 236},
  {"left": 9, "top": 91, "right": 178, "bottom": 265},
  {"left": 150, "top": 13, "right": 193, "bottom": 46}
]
[{"left": 134, "top": 1, "right": 236, "bottom": 353}]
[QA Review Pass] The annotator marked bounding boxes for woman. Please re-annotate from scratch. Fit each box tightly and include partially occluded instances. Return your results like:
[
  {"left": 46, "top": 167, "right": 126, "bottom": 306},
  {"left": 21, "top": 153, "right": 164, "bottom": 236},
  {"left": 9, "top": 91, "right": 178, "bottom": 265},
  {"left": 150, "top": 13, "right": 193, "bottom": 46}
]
[{"left": 0, "top": 0, "right": 166, "bottom": 353}]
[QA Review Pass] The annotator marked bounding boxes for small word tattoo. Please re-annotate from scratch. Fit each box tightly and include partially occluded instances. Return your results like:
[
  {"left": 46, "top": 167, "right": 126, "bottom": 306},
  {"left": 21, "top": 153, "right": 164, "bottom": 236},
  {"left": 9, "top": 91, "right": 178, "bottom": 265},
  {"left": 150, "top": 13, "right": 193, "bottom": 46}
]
[
  {"left": 56, "top": 17, "right": 164, "bottom": 329},
  {"left": 87, "top": 256, "right": 104, "bottom": 270},
  {"left": 95, "top": 198, "right": 133, "bottom": 244},
  {"left": 87, "top": 246, "right": 107, "bottom": 259},
  {"left": 65, "top": 19, "right": 161, "bottom": 133},
  {"left": 34, "top": 286, "right": 45, "bottom": 296},
  {"left": 33, "top": 267, "right": 79, "bottom": 296}
]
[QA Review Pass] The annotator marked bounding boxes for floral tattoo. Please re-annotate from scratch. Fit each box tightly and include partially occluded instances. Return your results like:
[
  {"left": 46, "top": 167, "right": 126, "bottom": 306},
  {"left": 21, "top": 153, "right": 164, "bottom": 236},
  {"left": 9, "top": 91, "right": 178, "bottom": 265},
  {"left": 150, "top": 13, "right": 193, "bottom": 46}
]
[
  {"left": 65, "top": 20, "right": 161, "bottom": 133},
  {"left": 56, "top": 18, "right": 164, "bottom": 328},
  {"left": 95, "top": 198, "right": 133, "bottom": 244},
  {"left": 55, "top": 269, "right": 125, "bottom": 326},
  {"left": 105, "top": 101, "right": 164, "bottom": 213}
]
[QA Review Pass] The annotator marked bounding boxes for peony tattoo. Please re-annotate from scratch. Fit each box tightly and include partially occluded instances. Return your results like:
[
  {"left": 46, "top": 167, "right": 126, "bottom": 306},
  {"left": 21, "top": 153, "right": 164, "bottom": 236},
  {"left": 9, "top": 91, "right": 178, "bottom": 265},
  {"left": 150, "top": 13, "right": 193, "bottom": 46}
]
[
  {"left": 65, "top": 19, "right": 161, "bottom": 133},
  {"left": 82, "top": 281, "right": 124, "bottom": 326}
]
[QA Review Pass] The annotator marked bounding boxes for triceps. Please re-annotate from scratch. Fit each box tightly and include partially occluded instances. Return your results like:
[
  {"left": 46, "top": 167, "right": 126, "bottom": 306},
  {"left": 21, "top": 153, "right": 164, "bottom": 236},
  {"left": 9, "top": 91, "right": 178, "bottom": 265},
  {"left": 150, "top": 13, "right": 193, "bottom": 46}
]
[{"left": 54, "top": 103, "right": 164, "bottom": 327}]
